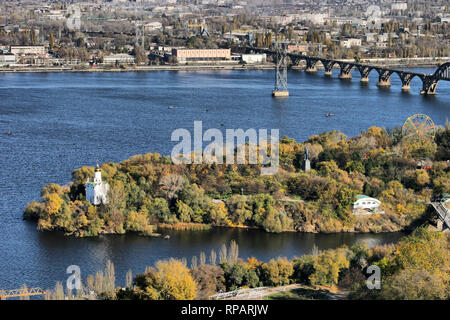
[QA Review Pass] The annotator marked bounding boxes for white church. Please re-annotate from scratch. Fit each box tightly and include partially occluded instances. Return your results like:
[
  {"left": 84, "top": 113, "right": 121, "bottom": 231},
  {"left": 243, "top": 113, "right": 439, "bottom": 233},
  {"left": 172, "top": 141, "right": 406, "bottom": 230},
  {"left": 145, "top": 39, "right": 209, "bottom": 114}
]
[{"left": 85, "top": 163, "right": 109, "bottom": 205}]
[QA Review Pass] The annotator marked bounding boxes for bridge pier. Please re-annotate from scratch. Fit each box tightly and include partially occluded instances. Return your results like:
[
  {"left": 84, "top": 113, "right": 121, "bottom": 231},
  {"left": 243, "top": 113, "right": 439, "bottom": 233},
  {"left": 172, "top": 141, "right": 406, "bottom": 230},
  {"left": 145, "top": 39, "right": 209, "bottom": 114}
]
[
  {"left": 421, "top": 76, "right": 439, "bottom": 95},
  {"left": 338, "top": 63, "right": 353, "bottom": 80},
  {"left": 321, "top": 60, "right": 335, "bottom": 77},
  {"left": 339, "top": 71, "right": 352, "bottom": 79},
  {"left": 305, "top": 66, "right": 317, "bottom": 73},
  {"left": 305, "top": 59, "right": 318, "bottom": 73},
  {"left": 398, "top": 72, "right": 414, "bottom": 92},
  {"left": 377, "top": 78, "right": 391, "bottom": 87},
  {"left": 272, "top": 90, "right": 289, "bottom": 97},
  {"left": 357, "top": 66, "right": 372, "bottom": 84},
  {"left": 376, "top": 69, "right": 392, "bottom": 87},
  {"left": 360, "top": 76, "right": 369, "bottom": 83}
]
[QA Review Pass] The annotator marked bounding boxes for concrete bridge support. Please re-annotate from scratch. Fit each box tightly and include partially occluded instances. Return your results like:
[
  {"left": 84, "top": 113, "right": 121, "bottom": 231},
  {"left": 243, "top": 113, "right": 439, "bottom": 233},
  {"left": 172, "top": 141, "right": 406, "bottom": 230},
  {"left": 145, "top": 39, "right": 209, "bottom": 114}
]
[
  {"left": 377, "top": 78, "right": 391, "bottom": 87},
  {"left": 357, "top": 66, "right": 372, "bottom": 84},
  {"left": 305, "top": 67, "right": 317, "bottom": 73},
  {"left": 321, "top": 60, "right": 334, "bottom": 77},
  {"left": 398, "top": 72, "right": 414, "bottom": 92},
  {"left": 401, "top": 83, "right": 411, "bottom": 91},
  {"left": 339, "top": 71, "right": 352, "bottom": 79},
  {"left": 305, "top": 59, "right": 318, "bottom": 73},
  {"left": 376, "top": 70, "right": 392, "bottom": 87},
  {"left": 338, "top": 63, "right": 353, "bottom": 79},
  {"left": 421, "top": 76, "right": 439, "bottom": 95},
  {"left": 272, "top": 90, "right": 289, "bottom": 97}
]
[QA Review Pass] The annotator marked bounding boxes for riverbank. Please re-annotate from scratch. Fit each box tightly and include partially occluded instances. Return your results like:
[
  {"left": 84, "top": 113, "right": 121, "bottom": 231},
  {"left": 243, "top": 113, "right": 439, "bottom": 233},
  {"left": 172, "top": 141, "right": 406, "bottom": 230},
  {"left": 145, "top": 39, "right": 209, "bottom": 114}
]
[
  {"left": 1, "top": 56, "right": 447, "bottom": 74},
  {"left": 0, "top": 63, "right": 275, "bottom": 73}
]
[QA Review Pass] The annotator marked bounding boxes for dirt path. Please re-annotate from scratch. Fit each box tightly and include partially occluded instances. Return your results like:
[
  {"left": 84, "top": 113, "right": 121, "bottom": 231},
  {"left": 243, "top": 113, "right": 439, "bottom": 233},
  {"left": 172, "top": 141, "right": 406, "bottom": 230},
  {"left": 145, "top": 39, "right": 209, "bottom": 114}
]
[{"left": 219, "top": 284, "right": 349, "bottom": 300}]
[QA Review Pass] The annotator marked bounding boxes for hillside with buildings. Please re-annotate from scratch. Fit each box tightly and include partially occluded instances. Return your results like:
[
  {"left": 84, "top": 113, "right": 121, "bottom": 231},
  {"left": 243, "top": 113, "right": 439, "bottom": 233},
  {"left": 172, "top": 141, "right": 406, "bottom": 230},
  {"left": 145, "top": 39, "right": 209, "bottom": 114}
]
[{"left": 0, "top": 0, "right": 449, "bottom": 69}]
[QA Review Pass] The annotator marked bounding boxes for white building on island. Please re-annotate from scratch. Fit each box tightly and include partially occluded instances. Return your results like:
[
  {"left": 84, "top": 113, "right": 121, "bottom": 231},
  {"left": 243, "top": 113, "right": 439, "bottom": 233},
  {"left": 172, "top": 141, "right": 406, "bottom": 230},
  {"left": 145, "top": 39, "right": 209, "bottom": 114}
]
[
  {"left": 85, "top": 163, "right": 109, "bottom": 205},
  {"left": 353, "top": 195, "right": 382, "bottom": 215}
]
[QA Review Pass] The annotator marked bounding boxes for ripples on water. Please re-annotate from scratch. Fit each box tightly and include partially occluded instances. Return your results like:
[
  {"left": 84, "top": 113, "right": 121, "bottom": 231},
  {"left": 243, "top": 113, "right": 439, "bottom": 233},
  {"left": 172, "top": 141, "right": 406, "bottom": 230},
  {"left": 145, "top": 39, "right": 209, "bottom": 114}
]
[{"left": 0, "top": 69, "right": 448, "bottom": 289}]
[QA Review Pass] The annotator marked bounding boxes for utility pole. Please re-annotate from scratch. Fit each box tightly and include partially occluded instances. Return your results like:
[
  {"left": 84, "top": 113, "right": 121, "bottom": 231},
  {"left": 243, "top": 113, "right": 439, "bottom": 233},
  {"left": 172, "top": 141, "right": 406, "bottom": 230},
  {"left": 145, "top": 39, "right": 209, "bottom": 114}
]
[{"left": 272, "top": 40, "right": 289, "bottom": 97}]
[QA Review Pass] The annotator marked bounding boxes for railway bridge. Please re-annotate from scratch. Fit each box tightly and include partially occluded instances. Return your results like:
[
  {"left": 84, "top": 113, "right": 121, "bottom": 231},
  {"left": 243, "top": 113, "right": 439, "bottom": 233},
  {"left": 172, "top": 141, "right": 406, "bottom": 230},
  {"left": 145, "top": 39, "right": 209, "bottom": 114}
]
[{"left": 256, "top": 48, "right": 450, "bottom": 95}]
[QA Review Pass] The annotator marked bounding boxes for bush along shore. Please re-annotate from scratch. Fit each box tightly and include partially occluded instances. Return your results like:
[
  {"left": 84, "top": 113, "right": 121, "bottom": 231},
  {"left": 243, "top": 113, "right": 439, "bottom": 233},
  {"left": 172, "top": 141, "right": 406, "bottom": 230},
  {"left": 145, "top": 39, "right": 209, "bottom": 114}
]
[{"left": 23, "top": 124, "right": 450, "bottom": 237}]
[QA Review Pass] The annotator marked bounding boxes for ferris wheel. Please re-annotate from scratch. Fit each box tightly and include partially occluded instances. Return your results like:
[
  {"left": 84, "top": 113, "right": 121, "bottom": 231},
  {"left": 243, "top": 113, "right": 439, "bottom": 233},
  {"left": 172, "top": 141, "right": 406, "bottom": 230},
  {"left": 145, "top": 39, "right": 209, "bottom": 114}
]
[{"left": 402, "top": 114, "right": 436, "bottom": 140}]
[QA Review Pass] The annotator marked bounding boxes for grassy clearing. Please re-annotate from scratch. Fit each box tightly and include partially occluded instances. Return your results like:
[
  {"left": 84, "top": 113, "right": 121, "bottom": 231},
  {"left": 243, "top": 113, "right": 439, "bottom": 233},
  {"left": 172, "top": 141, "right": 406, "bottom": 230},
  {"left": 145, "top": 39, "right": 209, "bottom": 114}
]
[{"left": 264, "top": 286, "right": 331, "bottom": 300}]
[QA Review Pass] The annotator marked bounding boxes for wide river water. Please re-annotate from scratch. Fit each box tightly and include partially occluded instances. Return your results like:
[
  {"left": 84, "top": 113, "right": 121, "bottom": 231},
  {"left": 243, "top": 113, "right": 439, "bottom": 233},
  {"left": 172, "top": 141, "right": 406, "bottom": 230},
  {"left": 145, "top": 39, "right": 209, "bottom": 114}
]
[{"left": 0, "top": 68, "right": 449, "bottom": 291}]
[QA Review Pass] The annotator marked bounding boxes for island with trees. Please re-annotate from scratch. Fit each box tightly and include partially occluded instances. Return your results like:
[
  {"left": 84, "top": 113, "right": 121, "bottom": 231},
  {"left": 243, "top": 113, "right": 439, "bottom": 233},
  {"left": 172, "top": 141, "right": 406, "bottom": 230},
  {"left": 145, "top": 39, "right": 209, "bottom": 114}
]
[{"left": 23, "top": 124, "right": 450, "bottom": 237}]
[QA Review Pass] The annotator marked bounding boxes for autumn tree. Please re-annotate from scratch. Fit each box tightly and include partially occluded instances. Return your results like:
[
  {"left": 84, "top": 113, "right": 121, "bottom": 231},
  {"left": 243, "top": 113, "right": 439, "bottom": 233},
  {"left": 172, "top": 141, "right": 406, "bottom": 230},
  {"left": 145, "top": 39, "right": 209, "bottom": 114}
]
[
  {"left": 309, "top": 248, "right": 350, "bottom": 286},
  {"left": 132, "top": 259, "right": 197, "bottom": 300},
  {"left": 191, "top": 264, "right": 225, "bottom": 299},
  {"left": 259, "top": 258, "right": 293, "bottom": 287}
]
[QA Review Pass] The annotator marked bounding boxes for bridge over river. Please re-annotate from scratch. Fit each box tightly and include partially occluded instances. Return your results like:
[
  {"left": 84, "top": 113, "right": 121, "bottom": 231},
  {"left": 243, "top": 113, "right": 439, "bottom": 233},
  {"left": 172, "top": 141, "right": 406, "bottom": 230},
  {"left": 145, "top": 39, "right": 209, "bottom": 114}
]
[
  {"left": 430, "top": 200, "right": 450, "bottom": 231},
  {"left": 256, "top": 48, "right": 450, "bottom": 95}
]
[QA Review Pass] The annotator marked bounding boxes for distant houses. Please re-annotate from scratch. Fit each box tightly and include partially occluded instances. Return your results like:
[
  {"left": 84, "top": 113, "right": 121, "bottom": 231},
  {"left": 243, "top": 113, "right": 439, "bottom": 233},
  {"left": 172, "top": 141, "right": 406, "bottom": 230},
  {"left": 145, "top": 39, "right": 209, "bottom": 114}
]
[
  {"left": 353, "top": 195, "right": 383, "bottom": 215},
  {"left": 0, "top": 51, "right": 15, "bottom": 66}
]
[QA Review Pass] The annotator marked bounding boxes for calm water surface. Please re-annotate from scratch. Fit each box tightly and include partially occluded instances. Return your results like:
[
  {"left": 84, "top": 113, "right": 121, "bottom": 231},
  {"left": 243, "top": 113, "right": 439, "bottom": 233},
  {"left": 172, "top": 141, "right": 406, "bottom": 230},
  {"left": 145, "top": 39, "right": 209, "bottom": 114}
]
[{"left": 0, "top": 69, "right": 448, "bottom": 290}]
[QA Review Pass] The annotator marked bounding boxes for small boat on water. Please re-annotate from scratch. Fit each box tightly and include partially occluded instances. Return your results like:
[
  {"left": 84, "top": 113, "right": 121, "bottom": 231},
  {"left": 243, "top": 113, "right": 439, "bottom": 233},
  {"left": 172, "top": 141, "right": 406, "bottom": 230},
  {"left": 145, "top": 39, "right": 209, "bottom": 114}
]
[
  {"left": 325, "top": 113, "right": 335, "bottom": 117},
  {"left": 168, "top": 106, "right": 174, "bottom": 109},
  {"left": 164, "top": 235, "right": 170, "bottom": 240},
  {"left": 7, "top": 131, "right": 11, "bottom": 136}
]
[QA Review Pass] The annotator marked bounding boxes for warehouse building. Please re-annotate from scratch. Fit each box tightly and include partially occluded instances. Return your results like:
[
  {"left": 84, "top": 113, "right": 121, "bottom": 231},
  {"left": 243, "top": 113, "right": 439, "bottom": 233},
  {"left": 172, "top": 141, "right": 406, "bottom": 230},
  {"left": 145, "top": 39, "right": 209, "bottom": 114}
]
[{"left": 172, "top": 48, "right": 231, "bottom": 63}]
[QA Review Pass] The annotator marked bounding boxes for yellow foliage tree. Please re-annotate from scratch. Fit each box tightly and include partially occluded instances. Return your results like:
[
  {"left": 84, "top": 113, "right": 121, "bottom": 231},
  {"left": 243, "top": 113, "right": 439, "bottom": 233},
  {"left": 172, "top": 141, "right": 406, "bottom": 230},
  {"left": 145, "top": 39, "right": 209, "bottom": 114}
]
[
  {"left": 310, "top": 248, "right": 350, "bottom": 286},
  {"left": 134, "top": 259, "right": 197, "bottom": 300},
  {"left": 394, "top": 228, "right": 449, "bottom": 274},
  {"left": 155, "top": 259, "right": 197, "bottom": 299},
  {"left": 45, "top": 193, "right": 63, "bottom": 216},
  {"left": 209, "top": 202, "right": 230, "bottom": 226}
]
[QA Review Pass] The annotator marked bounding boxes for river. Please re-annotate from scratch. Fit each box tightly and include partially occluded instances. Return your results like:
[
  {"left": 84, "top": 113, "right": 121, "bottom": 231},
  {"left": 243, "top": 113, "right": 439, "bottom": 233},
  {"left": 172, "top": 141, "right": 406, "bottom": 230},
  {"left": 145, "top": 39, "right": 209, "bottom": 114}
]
[{"left": 0, "top": 68, "right": 448, "bottom": 290}]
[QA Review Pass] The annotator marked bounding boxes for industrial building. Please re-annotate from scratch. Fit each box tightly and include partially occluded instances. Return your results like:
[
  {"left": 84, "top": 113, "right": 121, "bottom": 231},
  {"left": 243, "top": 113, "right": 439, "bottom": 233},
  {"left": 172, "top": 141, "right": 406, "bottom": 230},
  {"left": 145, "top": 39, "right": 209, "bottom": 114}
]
[
  {"left": 103, "top": 54, "right": 136, "bottom": 65},
  {"left": 0, "top": 51, "right": 15, "bottom": 65},
  {"left": 10, "top": 45, "right": 46, "bottom": 55},
  {"left": 241, "top": 53, "right": 267, "bottom": 64},
  {"left": 172, "top": 48, "right": 231, "bottom": 63}
]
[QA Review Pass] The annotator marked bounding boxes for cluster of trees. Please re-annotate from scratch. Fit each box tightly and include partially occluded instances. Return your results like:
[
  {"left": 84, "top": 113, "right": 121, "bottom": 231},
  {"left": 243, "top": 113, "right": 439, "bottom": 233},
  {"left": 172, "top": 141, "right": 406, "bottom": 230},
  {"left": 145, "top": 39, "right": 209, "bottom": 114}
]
[
  {"left": 44, "top": 229, "right": 449, "bottom": 300},
  {"left": 349, "top": 227, "right": 450, "bottom": 299},
  {"left": 24, "top": 125, "right": 450, "bottom": 236}
]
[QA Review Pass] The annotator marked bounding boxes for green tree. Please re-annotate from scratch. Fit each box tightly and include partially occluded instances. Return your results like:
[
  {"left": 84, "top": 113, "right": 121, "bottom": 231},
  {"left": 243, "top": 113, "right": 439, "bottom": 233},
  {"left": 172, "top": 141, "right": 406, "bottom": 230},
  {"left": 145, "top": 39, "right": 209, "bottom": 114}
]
[
  {"left": 309, "top": 248, "right": 350, "bottom": 286},
  {"left": 259, "top": 258, "right": 293, "bottom": 287}
]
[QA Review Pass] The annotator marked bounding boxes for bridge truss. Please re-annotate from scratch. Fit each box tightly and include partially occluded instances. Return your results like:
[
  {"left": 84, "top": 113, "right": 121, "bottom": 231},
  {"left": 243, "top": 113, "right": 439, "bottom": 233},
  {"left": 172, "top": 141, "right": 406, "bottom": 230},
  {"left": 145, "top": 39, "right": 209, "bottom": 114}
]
[
  {"left": 272, "top": 41, "right": 289, "bottom": 97},
  {"left": 0, "top": 287, "right": 46, "bottom": 300}
]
